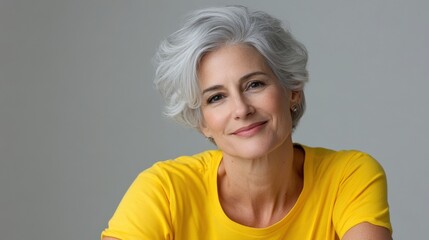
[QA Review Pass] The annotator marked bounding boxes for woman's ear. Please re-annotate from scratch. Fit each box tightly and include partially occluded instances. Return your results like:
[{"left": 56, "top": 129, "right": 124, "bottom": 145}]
[{"left": 290, "top": 90, "right": 302, "bottom": 107}]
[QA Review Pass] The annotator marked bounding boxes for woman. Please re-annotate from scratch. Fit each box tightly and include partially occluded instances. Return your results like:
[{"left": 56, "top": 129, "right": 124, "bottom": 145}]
[{"left": 102, "top": 5, "right": 392, "bottom": 240}]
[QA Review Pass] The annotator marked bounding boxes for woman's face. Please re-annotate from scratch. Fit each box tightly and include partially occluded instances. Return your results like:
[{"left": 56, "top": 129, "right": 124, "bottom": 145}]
[{"left": 198, "top": 44, "right": 299, "bottom": 160}]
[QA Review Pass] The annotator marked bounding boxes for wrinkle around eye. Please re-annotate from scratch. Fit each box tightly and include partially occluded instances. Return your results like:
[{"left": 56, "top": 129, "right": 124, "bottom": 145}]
[
  {"left": 245, "top": 80, "right": 266, "bottom": 91},
  {"left": 207, "top": 93, "right": 225, "bottom": 104}
]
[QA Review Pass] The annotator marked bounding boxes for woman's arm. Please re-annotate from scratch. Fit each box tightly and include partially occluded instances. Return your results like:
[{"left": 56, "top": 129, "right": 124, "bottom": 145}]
[
  {"left": 342, "top": 222, "right": 392, "bottom": 240},
  {"left": 333, "top": 152, "right": 392, "bottom": 238},
  {"left": 101, "top": 167, "right": 173, "bottom": 239}
]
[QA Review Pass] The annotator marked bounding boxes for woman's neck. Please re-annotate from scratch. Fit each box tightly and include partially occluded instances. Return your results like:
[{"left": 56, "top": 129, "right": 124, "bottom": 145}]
[{"left": 217, "top": 142, "right": 304, "bottom": 227}]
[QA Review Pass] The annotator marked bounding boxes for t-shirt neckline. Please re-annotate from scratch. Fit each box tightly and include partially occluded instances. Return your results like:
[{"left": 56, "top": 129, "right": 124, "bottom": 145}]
[{"left": 209, "top": 144, "right": 313, "bottom": 236}]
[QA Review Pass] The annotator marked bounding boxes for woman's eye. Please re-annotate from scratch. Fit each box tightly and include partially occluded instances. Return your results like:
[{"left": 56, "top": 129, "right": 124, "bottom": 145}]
[
  {"left": 207, "top": 94, "right": 224, "bottom": 104},
  {"left": 246, "top": 81, "right": 265, "bottom": 90}
]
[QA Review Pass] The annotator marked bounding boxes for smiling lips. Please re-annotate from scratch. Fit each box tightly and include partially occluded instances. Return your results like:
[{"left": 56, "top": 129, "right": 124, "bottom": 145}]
[{"left": 231, "top": 121, "right": 268, "bottom": 137}]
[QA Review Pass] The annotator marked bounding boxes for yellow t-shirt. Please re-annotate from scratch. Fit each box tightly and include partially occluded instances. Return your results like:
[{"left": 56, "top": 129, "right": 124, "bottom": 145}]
[{"left": 101, "top": 145, "right": 392, "bottom": 239}]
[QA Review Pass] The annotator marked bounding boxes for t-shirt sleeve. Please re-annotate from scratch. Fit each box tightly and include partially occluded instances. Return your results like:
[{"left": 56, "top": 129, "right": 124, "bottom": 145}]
[
  {"left": 101, "top": 165, "right": 173, "bottom": 240},
  {"left": 332, "top": 152, "right": 392, "bottom": 239}
]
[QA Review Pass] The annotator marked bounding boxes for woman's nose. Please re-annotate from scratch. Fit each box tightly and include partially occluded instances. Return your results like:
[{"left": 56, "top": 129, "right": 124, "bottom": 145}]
[{"left": 232, "top": 94, "right": 254, "bottom": 120}]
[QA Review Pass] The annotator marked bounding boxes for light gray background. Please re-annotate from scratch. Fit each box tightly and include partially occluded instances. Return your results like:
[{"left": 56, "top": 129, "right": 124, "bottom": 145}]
[{"left": 0, "top": 0, "right": 427, "bottom": 239}]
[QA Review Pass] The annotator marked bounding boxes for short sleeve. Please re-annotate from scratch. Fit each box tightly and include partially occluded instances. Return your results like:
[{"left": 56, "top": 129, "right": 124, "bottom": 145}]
[
  {"left": 101, "top": 165, "right": 173, "bottom": 240},
  {"left": 332, "top": 152, "right": 392, "bottom": 238}
]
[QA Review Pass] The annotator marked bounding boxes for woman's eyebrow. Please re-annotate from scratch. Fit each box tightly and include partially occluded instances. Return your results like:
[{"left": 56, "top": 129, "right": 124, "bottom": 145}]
[
  {"left": 202, "top": 85, "right": 223, "bottom": 95},
  {"left": 201, "top": 71, "right": 268, "bottom": 95},
  {"left": 239, "top": 71, "right": 268, "bottom": 82}
]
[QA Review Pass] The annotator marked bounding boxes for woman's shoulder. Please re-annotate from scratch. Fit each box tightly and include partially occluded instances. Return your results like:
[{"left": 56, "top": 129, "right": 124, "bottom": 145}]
[
  {"left": 154, "top": 149, "right": 222, "bottom": 171},
  {"left": 137, "top": 149, "right": 222, "bottom": 184},
  {"left": 301, "top": 145, "right": 384, "bottom": 176}
]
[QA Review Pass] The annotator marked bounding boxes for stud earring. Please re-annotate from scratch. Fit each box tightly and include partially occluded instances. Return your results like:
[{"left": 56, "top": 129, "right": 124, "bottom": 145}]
[{"left": 291, "top": 105, "right": 298, "bottom": 113}]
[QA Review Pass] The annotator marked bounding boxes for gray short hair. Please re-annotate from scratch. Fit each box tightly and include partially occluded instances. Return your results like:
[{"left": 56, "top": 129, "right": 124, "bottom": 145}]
[{"left": 154, "top": 5, "right": 308, "bottom": 129}]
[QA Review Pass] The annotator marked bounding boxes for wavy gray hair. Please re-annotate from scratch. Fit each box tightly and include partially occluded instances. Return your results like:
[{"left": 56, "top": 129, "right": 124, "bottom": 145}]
[{"left": 154, "top": 5, "right": 308, "bottom": 130}]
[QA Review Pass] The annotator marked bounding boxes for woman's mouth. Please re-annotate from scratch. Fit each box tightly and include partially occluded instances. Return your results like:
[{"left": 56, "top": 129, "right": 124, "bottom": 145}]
[{"left": 232, "top": 121, "right": 268, "bottom": 137}]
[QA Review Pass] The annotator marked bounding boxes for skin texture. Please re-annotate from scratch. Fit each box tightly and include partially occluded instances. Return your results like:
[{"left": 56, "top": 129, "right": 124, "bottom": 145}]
[
  {"left": 342, "top": 222, "right": 392, "bottom": 240},
  {"left": 199, "top": 44, "right": 298, "bottom": 162},
  {"left": 102, "top": 44, "right": 391, "bottom": 240}
]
